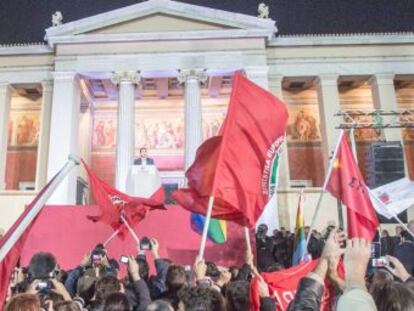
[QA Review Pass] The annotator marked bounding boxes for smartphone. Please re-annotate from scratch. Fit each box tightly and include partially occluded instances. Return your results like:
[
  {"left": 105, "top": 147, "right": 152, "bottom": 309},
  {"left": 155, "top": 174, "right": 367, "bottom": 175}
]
[
  {"left": 120, "top": 255, "right": 129, "bottom": 264},
  {"left": 372, "top": 257, "right": 388, "bottom": 267},
  {"left": 140, "top": 237, "right": 152, "bottom": 251}
]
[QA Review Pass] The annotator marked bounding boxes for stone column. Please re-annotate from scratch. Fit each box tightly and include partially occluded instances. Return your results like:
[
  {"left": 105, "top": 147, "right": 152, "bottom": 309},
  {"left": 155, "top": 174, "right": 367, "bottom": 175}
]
[
  {"left": 35, "top": 80, "right": 53, "bottom": 190},
  {"left": 178, "top": 69, "right": 208, "bottom": 169},
  {"left": 269, "top": 74, "right": 290, "bottom": 188},
  {"left": 0, "top": 83, "right": 11, "bottom": 190},
  {"left": 316, "top": 74, "right": 341, "bottom": 170},
  {"left": 112, "top": 71, "right": 141, "bottom": 192},
  {"left": 47, "top": 72, "right": 80, "bottom": 204},
  {"left": 370, "top": 73, "right": 407, "bottom": 174},
  {"left": 268, "top": 74, "right": 291, "bottom": 228},
  {"left": 370, "top": 74, "right": 403, "bottom": 142}
]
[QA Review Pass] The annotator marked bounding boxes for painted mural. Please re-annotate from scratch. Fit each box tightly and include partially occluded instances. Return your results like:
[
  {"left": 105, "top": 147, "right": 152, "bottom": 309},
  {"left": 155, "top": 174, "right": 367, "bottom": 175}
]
[
  {"left": 92, "top": 111, "right": 227, "bottom": 152},
  {"left": 8, "top": 111, "right": 40, "bottom": 147},
  {"left": 287, "top": 108, "right": 321, "bottom": 142}
]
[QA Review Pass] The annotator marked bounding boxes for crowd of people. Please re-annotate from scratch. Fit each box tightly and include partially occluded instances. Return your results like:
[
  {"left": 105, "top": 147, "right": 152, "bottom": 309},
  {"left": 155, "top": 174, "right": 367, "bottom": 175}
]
[{"left": 4, "top": 221, "right": 414, "bottom": 311}]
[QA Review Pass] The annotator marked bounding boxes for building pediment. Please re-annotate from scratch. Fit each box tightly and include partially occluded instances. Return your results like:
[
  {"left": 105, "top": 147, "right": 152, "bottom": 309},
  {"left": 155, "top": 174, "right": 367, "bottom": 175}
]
[{"left": 45, "top": 0, "right": 276, "bottom": 47}]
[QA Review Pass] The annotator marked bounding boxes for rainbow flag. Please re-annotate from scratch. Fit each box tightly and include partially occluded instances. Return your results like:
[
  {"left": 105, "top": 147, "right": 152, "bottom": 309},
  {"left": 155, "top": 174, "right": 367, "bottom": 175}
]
[
  {"left": 292, "top": 191, "right": 306, "bottom": 265},
  {"left": 190, "top": 213, "right": 227, "bottom": 244}
]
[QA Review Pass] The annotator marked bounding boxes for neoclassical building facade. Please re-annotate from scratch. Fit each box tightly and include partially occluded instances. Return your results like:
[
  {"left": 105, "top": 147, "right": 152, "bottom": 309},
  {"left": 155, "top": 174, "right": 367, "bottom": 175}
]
[{"left": 0, "top": 0, "right": 414, "bottom": 231}]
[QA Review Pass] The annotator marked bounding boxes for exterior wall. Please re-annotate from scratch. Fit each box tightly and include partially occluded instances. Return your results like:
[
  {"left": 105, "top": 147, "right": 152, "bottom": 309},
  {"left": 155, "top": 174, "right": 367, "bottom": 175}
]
[{"left": 1, "top": 26, "right": 414, "bottom": 231}]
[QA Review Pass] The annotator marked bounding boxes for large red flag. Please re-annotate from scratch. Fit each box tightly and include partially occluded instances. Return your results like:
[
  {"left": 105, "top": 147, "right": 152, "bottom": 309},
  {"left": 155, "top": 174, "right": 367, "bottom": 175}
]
[
  {"left": 324, "top": 132, "right": 379, "bottom": 240},
  {"left": 249, "top": 260, "right": 335, "bottom": 311},
  {"left": 0, "top": 171, "right": 60, "bottom": 309},
  {"left": 173, "top": 72, "right": 288, "bottom": 228},
  {"left": 83, "top": 161, "right": 165, "bottom": 236}
]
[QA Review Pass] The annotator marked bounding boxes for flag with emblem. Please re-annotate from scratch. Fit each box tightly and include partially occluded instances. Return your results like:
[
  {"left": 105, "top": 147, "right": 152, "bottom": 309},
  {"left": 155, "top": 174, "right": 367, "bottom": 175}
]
[
  {"left": 256, "top": 142, "right": 283, "bottom": 232},
  {"left": 324, "top": 131, "right": 379, "bottom": 241}
]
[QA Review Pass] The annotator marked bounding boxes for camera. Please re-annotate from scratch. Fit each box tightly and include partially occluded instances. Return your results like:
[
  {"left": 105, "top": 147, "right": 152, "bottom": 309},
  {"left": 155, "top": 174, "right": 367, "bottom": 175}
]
[
  {"left": 372, "top": 257, "right": 389, "bottom": 267},
  {"left": 140, "top": 237, "right": 152, "bottom": 251},
  {"left": 120, "top": 255, "right": 129, "bottom": 264}
]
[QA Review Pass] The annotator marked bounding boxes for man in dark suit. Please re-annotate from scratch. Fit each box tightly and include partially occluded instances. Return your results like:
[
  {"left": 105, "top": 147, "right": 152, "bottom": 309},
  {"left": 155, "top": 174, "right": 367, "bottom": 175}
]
[{"left": 134, "top": 147, "right": 154, "bottom": 165}]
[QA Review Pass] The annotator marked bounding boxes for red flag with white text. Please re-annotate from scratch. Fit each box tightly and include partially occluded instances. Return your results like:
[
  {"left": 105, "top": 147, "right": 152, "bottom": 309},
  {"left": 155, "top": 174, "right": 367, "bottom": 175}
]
[
  {"left": 173, "top": 72, "right": 288, "bottom": 228},
  {"left": 249, "top": 260, "right": 335, "bottom": 311}
]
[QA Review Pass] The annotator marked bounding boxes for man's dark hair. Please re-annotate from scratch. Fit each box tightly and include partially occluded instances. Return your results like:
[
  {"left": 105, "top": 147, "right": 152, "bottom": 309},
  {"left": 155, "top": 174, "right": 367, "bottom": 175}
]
[
  {"left": 205, "top": 262, "right": 220, "bottom": 279},
  {"left": 371, "top": 282, "right": 414, "bottom": 311},
  {"left": 165, "top": 265, "right": 187, "bottom": 292},
  {"left": 103, "top": 293, "right": 130, "bottom": 311},
  {"left": 225, "top": 281, "right": 250, "bottom": 311},
  {"left": 76, "top": 275, "right": 97, "bottom": 305},
  {"left": 400, "top": 230, "right": 411, "bottom": 240},
  {"left": 140, "top": 147, "right": 147, "bottom": 153},
  {"left": 136, "top": 257, "right": 150, "bottom": 281},
  {"left": 145, "top": 300, "right": 173, "bottom": 311},
  {"left": 28, "top": 252, "right": 56, "bottom": 279},
  {"left": 178, "top": 286, "right": 225, "bottom": 311},
  {"left": 95, "top": 275, "right": 121, "bottom": 302}
]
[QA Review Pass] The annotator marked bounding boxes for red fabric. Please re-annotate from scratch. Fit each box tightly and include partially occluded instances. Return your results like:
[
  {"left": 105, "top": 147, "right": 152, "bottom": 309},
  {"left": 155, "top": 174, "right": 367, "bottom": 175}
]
[
  {"left": 250, "top": 260, "right": 334, "bottom": 311},
  {"left": 83, "top": 161, "right": 165, "bottom": 237},
  {"left": 19, "top": 205, "right": 251, "bottom": 275},
  {"left": 325, "top": 134, "right": 379, "bottom": 240},
  {"left": 0, "top": 172, "right": 58, "bottom": 310},
  {"left": 173, "top": 72, "right": 288, "bottom": 228}
]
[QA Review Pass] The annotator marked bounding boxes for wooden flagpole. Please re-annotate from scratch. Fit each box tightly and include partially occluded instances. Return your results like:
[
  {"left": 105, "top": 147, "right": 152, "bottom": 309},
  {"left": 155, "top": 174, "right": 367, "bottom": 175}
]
[
  {"left": 198, "top": 196, "right": 215, "bottom": 259},
  {"left": 244, "top": 227, "right": 252, "bottom": 255},
  {"left": 306, "top": 130, "right": 345, "bottom": 247}
]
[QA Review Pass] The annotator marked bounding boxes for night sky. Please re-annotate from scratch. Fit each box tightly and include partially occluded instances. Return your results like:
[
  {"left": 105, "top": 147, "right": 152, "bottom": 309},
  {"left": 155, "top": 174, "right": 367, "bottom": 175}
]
[{"left": 0, "top": 0, "right": 413, "bottom": 44}]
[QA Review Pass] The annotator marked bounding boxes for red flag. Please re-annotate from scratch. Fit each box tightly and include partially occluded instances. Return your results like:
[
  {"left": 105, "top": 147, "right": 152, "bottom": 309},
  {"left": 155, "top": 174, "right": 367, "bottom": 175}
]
[
  {"left": 0, "top": 172, "right": 60, "bottom": 309},
  {"left": 82, "top": 161, "right": 165, "bottom": 236},
  {"left": 249, "top": 260, "right": 335, "bottom": 311},
  {"left": 324, "top": 132, "right": 379, "bottom": 240},
  {"left": 173, "top": 72, "right": 288, "bottom": 228}
]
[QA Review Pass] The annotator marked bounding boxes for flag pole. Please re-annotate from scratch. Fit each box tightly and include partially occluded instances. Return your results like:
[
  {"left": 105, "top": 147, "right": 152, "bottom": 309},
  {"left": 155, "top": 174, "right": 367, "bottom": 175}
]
[
  {"left": 198, "top": 196, "right": 215, "bottom": 259},
  {"left": 120, "top": 215, "right": 140, "bottom": 245},
  {"left": 0, "top": 155, "right": 79, "bottom": 262},
  {"left": 103, "top": 228, "right": 121, "bottom": 247},
  {"left": 244, "top": 227, "right": 252, "bottom": 254},
  {"left": 306, "top": 130, "right": 345, "bottom": 247}
]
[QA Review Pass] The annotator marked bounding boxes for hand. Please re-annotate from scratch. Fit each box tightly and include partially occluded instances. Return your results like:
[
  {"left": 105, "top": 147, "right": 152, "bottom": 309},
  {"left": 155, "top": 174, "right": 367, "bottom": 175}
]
[
  {"left": 50, "top": 279, "right": 71, "bottom": 301},
  {"left": 257, "top": 276, "right": 270, "bottom": 298},
  {"left": 321, "top": 228, "right": 346, "bottom": 260},
  {"left": 26, "top": 280, "right": 40, "bottom": 295},
  {"left": 101, "top": 255, "right": 110, "bottom": 268},
  {"left": 151, "top": 238, "right": 160, "bottom": 259},
  {"left": 343, "top": 238, "right": 371, "bottom": 289},
  {"left": 194, "top": 257, "right": 207, "bottom": 281},
  {"left": 128, "top": 256, "right": 140, "bottom": 281},
  {"left": 386, "top": 255, "right": 411, "bottom": 282},
  {"left": 216, "top": 270, "right": 232, "bottom": 287},
  {"left": 327, "top": 254, "right": 346, "bottom": 292}
]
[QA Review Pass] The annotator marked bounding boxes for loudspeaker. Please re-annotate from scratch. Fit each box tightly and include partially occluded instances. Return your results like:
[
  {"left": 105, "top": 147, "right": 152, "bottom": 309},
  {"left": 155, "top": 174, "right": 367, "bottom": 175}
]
[{"left": 364, "top": 141, "right": 407, "bottom": 223}]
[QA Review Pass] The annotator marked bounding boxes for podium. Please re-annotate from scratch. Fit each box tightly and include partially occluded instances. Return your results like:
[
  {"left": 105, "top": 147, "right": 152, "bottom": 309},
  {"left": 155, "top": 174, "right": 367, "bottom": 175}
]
[{"left": 127, "top": 164, "right": 162, "bottom": 198}]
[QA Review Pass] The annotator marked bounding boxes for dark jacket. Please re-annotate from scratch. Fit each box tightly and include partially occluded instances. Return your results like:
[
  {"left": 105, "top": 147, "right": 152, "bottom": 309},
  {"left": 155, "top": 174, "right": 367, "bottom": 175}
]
[
  {"left": 394, "top": 241, "right": 414, "bottom": 275},
  {"left": 287, "top": 276, "right": 324, "bottom": 311},
  {"left": 134, "top": 157, "right": 154, "bottom": 165},
  {"left": 126, "top": 279, "right": 152, "bottom": 311},
  {"left": 260, "top": 297, "right": 276, "bottom": 311},
  {"left": 148, "top": 258, "right": 170, "bottom": 299}
]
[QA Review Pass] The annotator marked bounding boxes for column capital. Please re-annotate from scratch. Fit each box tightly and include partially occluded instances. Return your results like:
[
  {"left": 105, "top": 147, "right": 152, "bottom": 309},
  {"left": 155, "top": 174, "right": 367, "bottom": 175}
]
[
  {"left": 0, "top": 83, "right": 12, "bottom": 94},
  {"left": 111, "top": 71, "right": 142, "bottom": 86},
  {"left": 316, "top": 74, "right": 339, "bottom": 86},
  {"left": 41, "top": 80, "right": 54, "bottom": 91},
  {"left": 177, "top": 69, "right": 208, "bottom": 85},
  {"left": 370, "top": 73, "right": 395, "bottom": 86},
  {"left": 52, "top": 71, "right": 78, "bottom": 82}
]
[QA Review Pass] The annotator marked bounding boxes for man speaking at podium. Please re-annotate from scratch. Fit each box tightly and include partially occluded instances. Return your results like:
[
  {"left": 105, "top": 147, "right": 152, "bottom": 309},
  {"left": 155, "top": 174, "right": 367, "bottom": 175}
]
[
  {"left": 129, "top": 147, "right": 161, "bottom": 198},
  {"left": 134, "top": 147, "right": 154, "bottom": 166}
]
